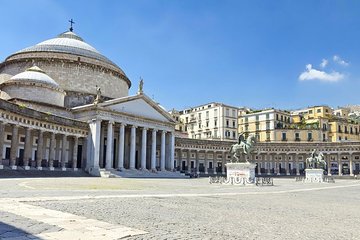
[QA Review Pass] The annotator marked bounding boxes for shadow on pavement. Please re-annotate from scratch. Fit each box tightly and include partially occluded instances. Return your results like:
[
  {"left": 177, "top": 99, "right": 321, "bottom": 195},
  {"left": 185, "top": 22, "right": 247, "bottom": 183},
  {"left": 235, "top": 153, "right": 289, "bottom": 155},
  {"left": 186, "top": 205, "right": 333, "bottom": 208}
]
[{"left": 0, "top": 221, "right": 42, "bottom": 239}]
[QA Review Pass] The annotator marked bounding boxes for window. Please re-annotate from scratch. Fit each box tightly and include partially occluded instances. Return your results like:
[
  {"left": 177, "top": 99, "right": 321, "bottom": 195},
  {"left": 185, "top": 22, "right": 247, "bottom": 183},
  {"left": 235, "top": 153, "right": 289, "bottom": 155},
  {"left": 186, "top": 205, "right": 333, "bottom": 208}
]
[
  {"left": 226, "top": 108, "right": 230, "bottom": 116},
  {"left": 20, "top": 136, "right": 25, "bottom": 143},
  {"left": 214, "top": 109, "right": 218, "bottom": 116},
  {"left": 206, "top": 121, "right": 209, "bottom": 127},
  {"left": 256, "top": 115, "right": 259, "bottom": 121},
  {"left": 338, "top": 125, "right": 342, "bottom": 133},
  {"left": 266, "top": 133, "right": 270, "bottom": 141},
  {"left": 226, "top": 120, "right": 229, "bottom": 127},
  {"left": 282, "top": 132, "right": 286, "bottom": 141},
  {"left": 198, "top": 113, "right": 202, "bottom": 119},
  {"left": 317, "top": 109, "right": 321, "bottom": 113},
  {"left": 339, "top": 136, "right": 342, "bottom": 141},
  {"left": 6, "top": 135, "right": 12, "bottom": 140},
  {"left": 323, "top": 124, "right": 327, "bottom": 131},
  {"left": 255, "top": 133, "right": 260, "bottom": 141},
  {"left": 256, "top": 124, "right": 260, "bottom": 131},
  {"left": 232, "top": 121, "right": 236, "bottom": 128},
  {"left": 266, "top": 113, "right": 270, "bottom": 120},
  {"left": 232, "top": 131, "right": 236, "bottom": 138},
  {"left": 206, "top": 111, "right": 209, "bottom": 119},
  {"left": 276, "top": 114, "right": 279, "bottom": 120},
  {"left": 245, "top": 117, "right": 248, "bottom": 123},
  {"left": 323, "top": 134, "right": 326, "bottom": 141},
  {"left": 214, "top": 119, "right": 217, "bottom": 127},
  {"left": 295, "top": 133, "right": 300, "bottom": 141},
  {"left": 281, "top": 116, "right": 283, "bottom": 121},
  {"left": 308, "top": 132, "right": 312, "bottom": 141},
  {"left": 266, "top": 122, "right": 270, "bottom": 130},
  {"left": 309, "top": 110, "right": 313, "bottom": 114},
  {"left": 232, "top": 109, "right": 236, "bottom": 117}
]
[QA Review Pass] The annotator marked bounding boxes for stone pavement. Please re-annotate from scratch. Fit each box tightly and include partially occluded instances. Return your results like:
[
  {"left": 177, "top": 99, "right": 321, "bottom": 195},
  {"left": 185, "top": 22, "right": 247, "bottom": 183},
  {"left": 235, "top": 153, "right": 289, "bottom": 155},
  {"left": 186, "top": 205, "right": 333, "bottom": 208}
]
[{"left": 0, "top": 177, "right": 360, "bottom": 239}]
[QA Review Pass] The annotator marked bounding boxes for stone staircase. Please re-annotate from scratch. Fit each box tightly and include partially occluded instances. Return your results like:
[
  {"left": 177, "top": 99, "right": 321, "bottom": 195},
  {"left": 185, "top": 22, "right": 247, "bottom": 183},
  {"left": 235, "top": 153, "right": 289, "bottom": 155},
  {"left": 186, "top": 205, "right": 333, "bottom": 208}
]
[{"left": 107, "top": 169, "right": 189, "bottom": 179}]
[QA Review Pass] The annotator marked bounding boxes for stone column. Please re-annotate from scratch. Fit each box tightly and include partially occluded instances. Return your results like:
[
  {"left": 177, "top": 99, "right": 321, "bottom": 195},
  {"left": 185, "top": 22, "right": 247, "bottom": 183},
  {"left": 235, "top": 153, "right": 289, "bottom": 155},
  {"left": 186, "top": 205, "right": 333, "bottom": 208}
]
[
  {"left": 129, "top": 125, "right": 137, "bottom": 170},
  {"left": 222, "top": 151, "right": 226, "bottom": 174},
  {"left": 295, "top": 154, "right": 300, "bottom": 175},
  {"left": 267, "top": 154, "right": 271, "bottom": 175},
  {"left": 151, "top": 129, "right": 157, "bottom": 171},
  {"left": 349, "top": 153, "right": 354, "bottom": 176},
  {"left": 187, "top": 150, "right": 191, "bottom": 173},
  {"left": 72, "top": 136, "right": 78, "bottom": 170},
  {"left": 23, "top": 127, "right": 32, "bottom": 170},
  {"left": 0, "top": 122, "right": 4, "bottom": 169},
  {"left": 81, "top": 137, "right": 87, "bottom": 170},
  {"left": 160, "top": 130, "right": 166, "bottom": 171},
  {"left": 49, "top": 132, "right": 56, "bottom": 170},
  {"left": 326, "top": 154, "right": 331, "bottom": 176},
  {"left": 117, "top": 123, "right": 125, "bottom": 170},
  {"left": 10, "top": 125, "right": 19, "bottom": 170},
  {"left": 89, "top": 119, "right": 102, "bottom": 174},
  {"left": 338, "top": 154, "right": 342, "bottom": 176},
  {"left": 169, "top": 132, "right": 175, "bottom": 171},
  {"left": 285, "top": 154, "right": 290, "bottom": 175},
  {"left": 213, "top": 152, "right": 217, "bottom": 175},
  {"left": 140, "top": 127, "right": 147, "bottom": 170},
  {"left": 99, "top": 125, "right": 105, "bottom": 168},
  {"left": 61, "top": 134, "right": 67, "bottom": 171},
  {"left": 257, "top": 160, "right": 261, "bottom": 175},
  {"left": 36, "top": 130, "right": 44, "bottom": 170},
  {"left": 204, "top": 151, "right": 208, "bottom": 174},
  {"left": 196, "top": 150, "right": 200, "bottom": 174},
  {"left": 105, "top": 121, "right": 114, "bottom": 169},
  {"left": 177, "top": 149, "right": 182, "bottom": 171}
]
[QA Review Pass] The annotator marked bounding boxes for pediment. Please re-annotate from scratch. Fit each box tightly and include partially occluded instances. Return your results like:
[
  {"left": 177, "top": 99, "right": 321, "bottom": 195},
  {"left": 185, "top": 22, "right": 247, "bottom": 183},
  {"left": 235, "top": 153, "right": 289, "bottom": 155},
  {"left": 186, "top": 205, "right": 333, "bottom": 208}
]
[{"left": 100, "top": 95, "right": 174, "bottom": 123}]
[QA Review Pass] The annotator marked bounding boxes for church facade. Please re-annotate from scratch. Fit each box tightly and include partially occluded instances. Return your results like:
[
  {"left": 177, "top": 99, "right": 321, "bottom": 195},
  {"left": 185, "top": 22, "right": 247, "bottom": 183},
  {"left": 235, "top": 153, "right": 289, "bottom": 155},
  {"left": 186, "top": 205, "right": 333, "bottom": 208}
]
[{"left": 0, "top": 29, "right": 176, "bottom": 176}]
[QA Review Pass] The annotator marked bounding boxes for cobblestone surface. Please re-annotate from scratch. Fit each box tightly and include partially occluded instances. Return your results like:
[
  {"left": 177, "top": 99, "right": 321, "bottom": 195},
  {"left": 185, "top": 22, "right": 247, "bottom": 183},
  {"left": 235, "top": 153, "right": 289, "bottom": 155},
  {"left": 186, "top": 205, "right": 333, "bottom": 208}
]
[
  {"left": 1, "top": 177, "right": 360, "bottom": 239},
  {"left": 27, "top": 179, "right": 360, "bottom": 240}
]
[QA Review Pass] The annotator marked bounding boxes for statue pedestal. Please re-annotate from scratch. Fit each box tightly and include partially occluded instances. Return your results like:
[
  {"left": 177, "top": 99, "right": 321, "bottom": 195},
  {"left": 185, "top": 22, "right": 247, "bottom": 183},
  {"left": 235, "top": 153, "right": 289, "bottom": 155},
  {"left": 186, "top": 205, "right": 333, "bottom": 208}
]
[
  {"left": 305, "top": 169, "right": 324, "bottom": 183},
  {"left": 226, "top": 162, "right": 256, "bottom": 185}
]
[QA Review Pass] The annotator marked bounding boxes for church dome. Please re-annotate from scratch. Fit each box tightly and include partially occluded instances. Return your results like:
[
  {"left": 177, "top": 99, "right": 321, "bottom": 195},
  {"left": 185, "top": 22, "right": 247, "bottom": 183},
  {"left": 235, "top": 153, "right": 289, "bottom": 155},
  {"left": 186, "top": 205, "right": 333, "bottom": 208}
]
[
  {"left": 0, "top": 29, "right": 131, "bottom": 108},
  {"left": 0, "top": 66, "right": 65, "bottom": 107},
  {"left": 9, "top": 66, "right": 60, "bottom": 88},
  {"left": 12, "top": 31, "right": 119, "bottom": 69}
]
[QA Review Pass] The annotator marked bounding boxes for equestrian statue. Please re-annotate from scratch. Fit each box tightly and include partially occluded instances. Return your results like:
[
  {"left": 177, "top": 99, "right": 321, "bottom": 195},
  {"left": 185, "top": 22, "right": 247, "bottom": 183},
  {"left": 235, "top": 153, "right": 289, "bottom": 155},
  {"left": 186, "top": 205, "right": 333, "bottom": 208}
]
[
  {"left": 229, "top": 133, "right": 256, "bottom": 163},
  {"left": 306, "top": 149, "right": 327, "bottom": 169}
]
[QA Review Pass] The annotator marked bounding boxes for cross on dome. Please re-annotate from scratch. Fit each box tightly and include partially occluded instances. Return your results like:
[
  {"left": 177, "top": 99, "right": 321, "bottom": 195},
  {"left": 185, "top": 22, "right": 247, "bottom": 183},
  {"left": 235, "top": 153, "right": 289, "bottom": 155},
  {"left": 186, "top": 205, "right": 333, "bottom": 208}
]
[{"left": 69, "top": 19, "right": 75, "bottom": 32}]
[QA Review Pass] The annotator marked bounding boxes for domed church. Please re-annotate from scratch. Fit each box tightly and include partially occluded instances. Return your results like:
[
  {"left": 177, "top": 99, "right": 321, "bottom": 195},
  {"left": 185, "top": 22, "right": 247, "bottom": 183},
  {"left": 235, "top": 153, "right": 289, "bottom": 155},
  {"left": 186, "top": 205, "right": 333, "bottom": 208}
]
[{"left": 0, "top": 25, "right": 176, "bottom": 176}]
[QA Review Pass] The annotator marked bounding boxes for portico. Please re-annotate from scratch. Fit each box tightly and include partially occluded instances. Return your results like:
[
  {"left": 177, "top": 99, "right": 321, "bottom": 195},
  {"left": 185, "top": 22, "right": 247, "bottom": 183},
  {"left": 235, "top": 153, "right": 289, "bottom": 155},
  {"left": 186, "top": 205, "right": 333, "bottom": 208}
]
[{"left": 73, "top": 93, "right": 176, "bottom": 176}]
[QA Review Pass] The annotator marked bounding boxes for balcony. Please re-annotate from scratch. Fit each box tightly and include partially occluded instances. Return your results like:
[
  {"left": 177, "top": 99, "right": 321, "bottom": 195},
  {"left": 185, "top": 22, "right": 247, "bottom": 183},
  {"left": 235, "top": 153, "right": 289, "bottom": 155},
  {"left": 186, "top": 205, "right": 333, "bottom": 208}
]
[
  {"left": 281, "top": 138, "right": 287, "bottom": 141},
  {"left": 295, "top": 138, "right": 301, "bottom": 141},
  {"left": 307, "top": 138, "right": 313, "bottom": 142}
]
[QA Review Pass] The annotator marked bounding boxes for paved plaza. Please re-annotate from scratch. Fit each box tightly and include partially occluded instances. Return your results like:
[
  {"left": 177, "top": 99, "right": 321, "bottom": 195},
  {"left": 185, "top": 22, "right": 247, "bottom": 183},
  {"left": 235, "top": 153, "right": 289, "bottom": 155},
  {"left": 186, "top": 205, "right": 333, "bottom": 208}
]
[{"left": 0, "top": 177, "right": 359, "bottom": 239}]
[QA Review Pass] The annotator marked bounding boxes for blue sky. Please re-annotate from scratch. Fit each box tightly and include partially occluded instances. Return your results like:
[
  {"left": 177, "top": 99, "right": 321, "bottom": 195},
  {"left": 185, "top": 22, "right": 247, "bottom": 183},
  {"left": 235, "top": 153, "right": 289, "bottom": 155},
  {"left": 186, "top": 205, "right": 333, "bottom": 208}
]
[{"left": 1, "top": 0, "right": 359, "bottom": 111}]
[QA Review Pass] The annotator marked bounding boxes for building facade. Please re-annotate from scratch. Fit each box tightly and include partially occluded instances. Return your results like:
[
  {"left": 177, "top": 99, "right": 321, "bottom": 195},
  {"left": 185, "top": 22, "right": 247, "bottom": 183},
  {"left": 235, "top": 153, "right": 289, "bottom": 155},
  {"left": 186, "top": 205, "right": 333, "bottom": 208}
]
[
  {"left": 175, "top": 138, "right": 360, "bottom": 176},
  {"left": 172, "top": 103, "right": 241, "bottom": 141}
]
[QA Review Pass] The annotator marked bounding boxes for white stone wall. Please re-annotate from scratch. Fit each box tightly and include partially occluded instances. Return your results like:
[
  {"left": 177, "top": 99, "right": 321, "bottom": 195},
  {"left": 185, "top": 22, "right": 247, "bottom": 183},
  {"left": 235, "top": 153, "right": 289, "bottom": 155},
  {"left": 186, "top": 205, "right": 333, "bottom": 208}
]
[{"left": 1, "top": 85, "right": 64, "bottom": 107}]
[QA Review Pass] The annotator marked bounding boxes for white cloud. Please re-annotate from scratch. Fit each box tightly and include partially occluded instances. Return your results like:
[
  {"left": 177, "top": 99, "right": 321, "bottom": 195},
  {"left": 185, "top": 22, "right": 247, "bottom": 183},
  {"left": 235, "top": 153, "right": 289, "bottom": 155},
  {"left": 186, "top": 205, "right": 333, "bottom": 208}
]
[
  {"left": 299, "top": 64, "right": 344, "bottom": 82},
  {"left": 320, "top": 59, "right": 328, "bottom": 68},
  {"left": 333, "top": 55, "right": 349, "bottom": 66}
]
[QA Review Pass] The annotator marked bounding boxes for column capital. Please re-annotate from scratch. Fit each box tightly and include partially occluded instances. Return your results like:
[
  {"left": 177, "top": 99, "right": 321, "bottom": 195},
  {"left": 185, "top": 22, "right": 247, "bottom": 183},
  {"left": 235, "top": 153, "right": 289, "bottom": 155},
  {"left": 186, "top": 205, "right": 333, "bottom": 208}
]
[
  {"left": 142, "top": 127, "right": 148, "bottom": 131},
  {"left": 108, "top": 120, "right": 115, "bottom": 125},
  {"left": 152, "top": 128, "right": 158, "bottom": 132},
  {"left": 131, "top": 125, "right": 137, "bottom": 129},
  {"left": 119, "top": 122, "right": 127, "bottom": 127}
]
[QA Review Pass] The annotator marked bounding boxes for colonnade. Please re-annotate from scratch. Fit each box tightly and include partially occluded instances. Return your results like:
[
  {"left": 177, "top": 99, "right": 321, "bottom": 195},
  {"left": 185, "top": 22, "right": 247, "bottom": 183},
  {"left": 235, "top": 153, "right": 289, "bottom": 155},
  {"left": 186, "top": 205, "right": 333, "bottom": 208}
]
[
  {"left": 175, "top": 146, "right": 360, "bottom": 176},
  {"left": 0, "top": 122, "right": 86, "bottom": 170},
  {"left": 88, "top": 119, "right": 175, "bottom": 172}
]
